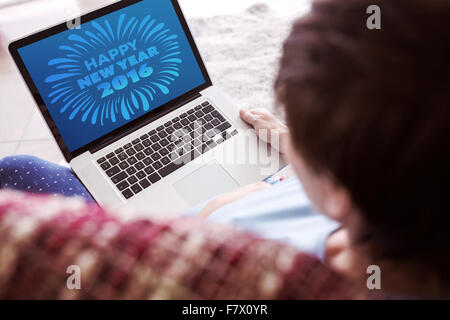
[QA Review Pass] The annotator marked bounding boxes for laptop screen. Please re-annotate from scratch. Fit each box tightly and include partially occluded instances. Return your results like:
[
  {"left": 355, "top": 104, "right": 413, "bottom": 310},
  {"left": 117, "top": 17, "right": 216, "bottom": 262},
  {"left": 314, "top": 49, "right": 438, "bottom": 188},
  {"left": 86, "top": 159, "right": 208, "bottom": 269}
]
[{"left": 17, "top": 0, "right": 206, "bottom": 153}]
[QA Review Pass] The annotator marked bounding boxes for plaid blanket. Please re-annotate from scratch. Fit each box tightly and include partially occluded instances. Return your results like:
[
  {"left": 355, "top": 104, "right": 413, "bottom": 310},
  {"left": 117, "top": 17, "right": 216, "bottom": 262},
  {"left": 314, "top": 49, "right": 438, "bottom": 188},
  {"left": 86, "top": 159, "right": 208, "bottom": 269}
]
[{"left": 0, "top": 191, "right": 360, "bottom": 299}]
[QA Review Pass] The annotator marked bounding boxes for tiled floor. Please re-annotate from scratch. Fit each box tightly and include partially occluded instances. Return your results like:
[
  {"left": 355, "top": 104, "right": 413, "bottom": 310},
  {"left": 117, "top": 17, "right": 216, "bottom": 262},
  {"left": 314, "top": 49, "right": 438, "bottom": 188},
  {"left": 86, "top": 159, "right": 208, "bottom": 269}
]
[{"left": 0, "top": 0, "right": 302, "bottom": 163}]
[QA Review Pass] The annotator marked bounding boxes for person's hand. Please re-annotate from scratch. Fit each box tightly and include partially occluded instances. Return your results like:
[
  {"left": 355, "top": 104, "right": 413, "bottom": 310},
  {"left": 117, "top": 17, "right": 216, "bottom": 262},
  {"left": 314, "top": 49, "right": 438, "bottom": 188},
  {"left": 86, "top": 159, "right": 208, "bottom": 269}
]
[
  {"left": 239, "top": 108, "right": 290, "bottom": 155},
  {"left": 198, "top": 182, "right": 271, "bottom": 220}
]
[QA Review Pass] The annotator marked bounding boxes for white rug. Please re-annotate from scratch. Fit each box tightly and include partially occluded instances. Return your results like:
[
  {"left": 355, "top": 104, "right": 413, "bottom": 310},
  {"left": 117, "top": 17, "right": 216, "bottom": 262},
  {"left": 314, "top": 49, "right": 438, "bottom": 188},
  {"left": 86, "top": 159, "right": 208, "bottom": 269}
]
[{"left": 188, "top": 3, "right": 293, "bottom": 118}]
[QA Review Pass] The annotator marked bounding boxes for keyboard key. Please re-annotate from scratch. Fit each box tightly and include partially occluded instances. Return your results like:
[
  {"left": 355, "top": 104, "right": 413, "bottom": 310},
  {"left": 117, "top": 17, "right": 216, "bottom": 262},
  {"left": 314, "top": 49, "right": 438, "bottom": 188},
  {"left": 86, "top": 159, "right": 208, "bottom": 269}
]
[
  {"left": 131, "top": 183, "right": 143, "bottom": 194},
  {"left": 115, "top": 147, "right": 124, "bottom": 154},
  {"left": 149, "top": 129, "right": 157, "bottom": 136},
  {"left": 150, "top": 135, "right": 159, "bottom": 143},
  {"left": 145, "top": 166, "right": 155, "bottom": 175},
  {"left": 201, "top": 101, "right": 210, "bottom": 106},
  {"left": 118, "top": 152, "right": 128, "bottom": 161},
  {"left": 223, "top": 131, "right": 232, "bottom": 140},
  {"left": 132, "top": 138, "right": 140, "bottom": 145},
  {"left": 126, "top": 148, "right": 136, "bottom": 156},
  {"left": 173, "top": 122, "right": 182, "bottom": 129},
  {"left": 148, "top": 173, "right": 162, "bottom": 184},
  {"left": 126, "top": 167, "right": 137, "bottom": 175},
  {"left": 161, "top": 157, "right": 170, "bottom": 166},
  {"left": 187, "top": 109, "right": 195, "bottom": 115},
  {"left": 142, "top": 139, "right": 151, "bottom": 147},
  {"left": 206, "top": 130, "right": 216, "bottom": 139},
  {"left": 151, "top": 143, "right": 162, "bottom": 152},
  {"left": 112, "top": 171, "right": 128, "bottom": 184},
  {"left": 106, "top": 152, "right": 115, "bottom": 159},
  {"left": 166, "top": 127, "right": 175, "bottom": 134},
  {"left": 151, "top": 153, "right": 161, "bottom": 161},
  {"left": 153, "top": 161, "right": 163, "bottom": 170},
  {"left": 122, "top": 189, "right": 133, "bottom": 199},
  {"left": 172, "top": 116, "right": 180, "bottom": 122},
  {"left": 117, "top": 180, "right": 129, "bottom": 191},
  {"left": 213, "top": 112, "right": 225, "bottom": 122},
  {"left": 188, "top": 114, "right": 197, "bottom": 122},
  {"left": 202, "top": 105, "right": 214, "bottom": 113},
  {"left": 143, "top": 158, "right": 152, "bottom": 166},
  {"left": 119, "top": 161, "right": 129, "bottom": 170},
  {"left": 195, "top": 110, "right": 204, "bottom": 118},
  {"left": 195, "top": 105, "right": 202, "bottom": 110},
  {"left": 101, "top": 162, "right": 111, "bottom": 171},
  {"left": 206, "top": 140, "right": 217, "bottom": 149},
  {"left": 164, "top": 121, "right": 172, "bottom": 127},
  {"left": 135, "top": 162, "right": 145, "bottom": 171},
  {"left": 160, "top": 138, "right": 169, "bottom": 147},
  {"left": 127, "top": 176, "right": 138, "bottom": 185},
  {"left": 183, "top": 149, "right": 201, "bottom": 163},
  {"left": 231, "top": 129, "right": 239, "bottom": 136},
  {"left": 204, "top": 123, "right": 213, "bottom": 130},
  {"left": 144, "top": 147, "right": 153, "bottom": 156},
  {"left": 140, "top": 134, "right": 149, "bottom": 140},
  {"left": 140, "top": 178, "right": 151, "bottom": 189},
  {"left": 212, "top": 119, "right": 220, "bottom": 126},
  {"left": 110, "top": 157, "right": 119, "bottom": 166},
  {"left": 97, "top": 157, "right": 106, "bottom": 164},
  {"left": 158, "top": 131, "right": 168, "bottom": 138},
  {"left": 157, "top": 125, "right": 164, "bottom": 131},
  {"left": 136, "top": 171, "right": 146, "bottom": 180},
  {"left": 181, "top": 118, "right": 189, "bottom": 126},
  {"left": 179, "top": 112, "right": 187, "bottom": 118},
  {"left": 216, "top": 122, "right": 232, "bottom": 132},
  {"left": 158, "top": 161, "right": 185, "bottom": 178},
  {"left": 128, "top": 157, "right": 137, "bottom": 165},
  {"left": 136, "top": 152, "right": 145, "bottom": 160},
  {"left": 124, "top": 143, "right": 132, "bottom": 149},
  {"left": 106, "top": 166, "right": 120, "bottom": 177},
  {"left": 135, "top": 143, "right": 144, "bottom": 151},
  {"left": 160, "top": 148, "right": 169, "bottom": 156},
  {"left": 199, "top": 143, "right": 209, "bottom": 153},
  {"left": 192, "top": 138, "right": 202, "bottom": 148}
]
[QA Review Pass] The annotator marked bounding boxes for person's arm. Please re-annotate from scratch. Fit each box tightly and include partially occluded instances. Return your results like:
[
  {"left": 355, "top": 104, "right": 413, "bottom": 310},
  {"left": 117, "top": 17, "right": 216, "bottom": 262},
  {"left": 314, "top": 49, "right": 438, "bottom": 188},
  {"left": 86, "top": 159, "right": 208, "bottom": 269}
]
[{"left": 197, "top": 109, "right": 290, "bottom": 219}]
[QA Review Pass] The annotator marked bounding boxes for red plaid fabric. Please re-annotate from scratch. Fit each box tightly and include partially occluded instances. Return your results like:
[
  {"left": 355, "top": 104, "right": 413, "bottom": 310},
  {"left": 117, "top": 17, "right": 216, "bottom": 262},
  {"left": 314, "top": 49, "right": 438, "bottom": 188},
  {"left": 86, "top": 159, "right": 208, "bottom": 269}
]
[{"left": 0, "top": 191, "right": 361, "bottom": 299}]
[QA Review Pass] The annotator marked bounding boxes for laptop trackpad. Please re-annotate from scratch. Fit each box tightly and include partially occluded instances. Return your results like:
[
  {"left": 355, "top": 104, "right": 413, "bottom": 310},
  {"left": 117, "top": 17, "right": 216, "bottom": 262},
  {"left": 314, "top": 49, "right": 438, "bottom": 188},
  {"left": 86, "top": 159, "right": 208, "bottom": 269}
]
[{"left": 173, "top": 163, "right": 239, "bottom": 206}]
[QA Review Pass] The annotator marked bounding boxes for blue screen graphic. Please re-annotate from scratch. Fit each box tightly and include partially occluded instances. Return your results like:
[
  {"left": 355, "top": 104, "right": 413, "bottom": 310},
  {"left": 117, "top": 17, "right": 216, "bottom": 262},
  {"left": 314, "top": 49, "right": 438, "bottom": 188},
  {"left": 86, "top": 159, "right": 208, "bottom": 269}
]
[{"left": 18, "top": 0, "right": 206, "bottom": 152}]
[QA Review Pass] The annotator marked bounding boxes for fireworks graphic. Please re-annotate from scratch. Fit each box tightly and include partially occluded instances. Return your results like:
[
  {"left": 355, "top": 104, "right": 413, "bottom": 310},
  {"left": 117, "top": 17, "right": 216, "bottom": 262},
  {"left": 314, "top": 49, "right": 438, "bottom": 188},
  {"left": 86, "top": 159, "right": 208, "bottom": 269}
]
[{"left": 44, "top": 14, "right": 182, "bottom": 126}]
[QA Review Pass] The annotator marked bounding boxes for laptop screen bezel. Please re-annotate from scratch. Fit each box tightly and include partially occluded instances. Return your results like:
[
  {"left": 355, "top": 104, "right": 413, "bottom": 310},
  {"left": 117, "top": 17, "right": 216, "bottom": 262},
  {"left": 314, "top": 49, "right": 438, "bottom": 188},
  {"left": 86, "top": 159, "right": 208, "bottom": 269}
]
[{"left": 8, "top": 0, "right": 212, "bottom": 162}]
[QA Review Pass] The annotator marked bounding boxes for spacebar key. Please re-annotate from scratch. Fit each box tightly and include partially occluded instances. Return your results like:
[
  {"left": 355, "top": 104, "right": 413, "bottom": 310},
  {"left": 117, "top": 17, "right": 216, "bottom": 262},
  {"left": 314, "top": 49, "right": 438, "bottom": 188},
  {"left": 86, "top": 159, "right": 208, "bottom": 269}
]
[{"left": 158, "top": 162, "right": 185, "bottom": 177}]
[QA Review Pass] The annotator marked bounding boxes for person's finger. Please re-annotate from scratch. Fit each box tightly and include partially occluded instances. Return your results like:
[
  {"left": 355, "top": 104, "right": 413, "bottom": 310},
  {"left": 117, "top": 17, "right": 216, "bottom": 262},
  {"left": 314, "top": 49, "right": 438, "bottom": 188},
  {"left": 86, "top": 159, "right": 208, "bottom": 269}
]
[
  {"left": 249, "top": 108, "right": 268, "bottom": 116},
  {"left": 240, "top": 109, "right": 257, "bottom": 125}
]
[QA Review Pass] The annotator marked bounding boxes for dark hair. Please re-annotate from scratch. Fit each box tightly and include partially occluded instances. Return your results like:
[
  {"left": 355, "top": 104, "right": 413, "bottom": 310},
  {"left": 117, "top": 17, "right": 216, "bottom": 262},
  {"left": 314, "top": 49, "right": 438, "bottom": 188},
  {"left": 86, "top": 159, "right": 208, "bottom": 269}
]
[{"left": 276, "top": 0, "right": 450, "bottom": 277}]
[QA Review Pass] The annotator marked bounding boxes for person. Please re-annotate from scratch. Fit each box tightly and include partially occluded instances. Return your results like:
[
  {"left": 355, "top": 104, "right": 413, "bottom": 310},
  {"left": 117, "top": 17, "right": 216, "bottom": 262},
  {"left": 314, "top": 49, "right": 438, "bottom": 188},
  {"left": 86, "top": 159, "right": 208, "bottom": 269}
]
[{"left": 1, "top": 0, "right": 449, "bottom": 297}]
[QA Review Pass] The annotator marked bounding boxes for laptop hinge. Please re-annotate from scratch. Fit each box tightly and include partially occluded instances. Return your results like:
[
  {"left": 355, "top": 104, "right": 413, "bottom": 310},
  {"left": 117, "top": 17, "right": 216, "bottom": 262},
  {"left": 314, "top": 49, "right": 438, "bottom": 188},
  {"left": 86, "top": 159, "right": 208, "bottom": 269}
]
[{"left": 89, "top": 92, "right": 202, "bottom": 154}]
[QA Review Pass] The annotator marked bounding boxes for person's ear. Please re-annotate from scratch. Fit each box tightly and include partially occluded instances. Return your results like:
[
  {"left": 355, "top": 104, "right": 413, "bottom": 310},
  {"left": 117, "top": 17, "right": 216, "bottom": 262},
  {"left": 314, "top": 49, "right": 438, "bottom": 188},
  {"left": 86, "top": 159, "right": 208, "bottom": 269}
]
[{"left": 322, "top": 179, "right": 353, "bottom": 222}]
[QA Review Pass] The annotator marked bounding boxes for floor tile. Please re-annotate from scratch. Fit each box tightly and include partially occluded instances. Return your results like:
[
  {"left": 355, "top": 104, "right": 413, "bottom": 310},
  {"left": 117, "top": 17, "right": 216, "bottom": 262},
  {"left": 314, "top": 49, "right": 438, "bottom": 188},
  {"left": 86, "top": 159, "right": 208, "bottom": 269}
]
[
  {"left": 22, "top": 108, "right": 53, "bottom": 141},
  {"left": 0, "top": 72, "right": 35, "bottom": 142},
  {"left": 16, "top": 139, "right": 64, "bottom": 163},
  {"left": 0, "top": 141, "right": 19, "bottom": 159}
]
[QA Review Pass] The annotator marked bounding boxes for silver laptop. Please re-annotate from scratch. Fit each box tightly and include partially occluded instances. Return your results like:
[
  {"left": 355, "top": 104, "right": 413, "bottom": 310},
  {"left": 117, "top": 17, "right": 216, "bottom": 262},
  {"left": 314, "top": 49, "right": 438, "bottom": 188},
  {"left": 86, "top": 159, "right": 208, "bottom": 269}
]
[{"left": 9, "top": 0, "right": 282, "bottom": 213}]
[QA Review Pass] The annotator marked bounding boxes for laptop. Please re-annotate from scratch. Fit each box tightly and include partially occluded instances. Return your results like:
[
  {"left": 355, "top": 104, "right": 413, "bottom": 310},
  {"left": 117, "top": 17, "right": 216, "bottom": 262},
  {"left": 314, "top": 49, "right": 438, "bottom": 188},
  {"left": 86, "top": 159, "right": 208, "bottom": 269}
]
[{"left": 8, "top": 0, "right": 282, "bottom": 213}]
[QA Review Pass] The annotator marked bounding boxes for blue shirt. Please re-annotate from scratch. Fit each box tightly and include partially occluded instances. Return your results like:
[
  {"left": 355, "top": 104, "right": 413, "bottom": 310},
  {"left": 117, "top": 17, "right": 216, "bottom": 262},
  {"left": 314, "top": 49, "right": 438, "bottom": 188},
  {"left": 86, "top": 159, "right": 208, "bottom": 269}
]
[{"left": 184, "top": 177, "right": 340, "bottom": 261}]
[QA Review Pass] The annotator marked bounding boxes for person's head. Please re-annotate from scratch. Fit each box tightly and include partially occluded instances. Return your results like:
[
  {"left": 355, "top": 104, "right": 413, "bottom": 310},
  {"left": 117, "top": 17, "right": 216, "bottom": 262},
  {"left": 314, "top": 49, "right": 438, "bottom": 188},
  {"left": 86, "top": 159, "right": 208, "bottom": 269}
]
[{"left": 275, "top": 0, "right": 450, "bottom": 281}]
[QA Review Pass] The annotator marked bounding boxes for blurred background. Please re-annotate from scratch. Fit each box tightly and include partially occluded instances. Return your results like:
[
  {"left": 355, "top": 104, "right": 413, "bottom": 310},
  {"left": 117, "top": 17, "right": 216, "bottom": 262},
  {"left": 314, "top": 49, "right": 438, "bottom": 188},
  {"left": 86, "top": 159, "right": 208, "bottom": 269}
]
[{"left": 0, "top": 0, "right": 308, "bottom": 163}]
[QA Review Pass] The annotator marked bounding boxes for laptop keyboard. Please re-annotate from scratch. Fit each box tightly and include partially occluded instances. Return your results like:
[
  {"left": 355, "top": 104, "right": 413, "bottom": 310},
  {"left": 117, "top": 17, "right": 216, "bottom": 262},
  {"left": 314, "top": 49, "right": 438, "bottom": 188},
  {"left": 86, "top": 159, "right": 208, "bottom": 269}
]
[{"left": 96, "top": 101, "right": 238, "bottom": 200}]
